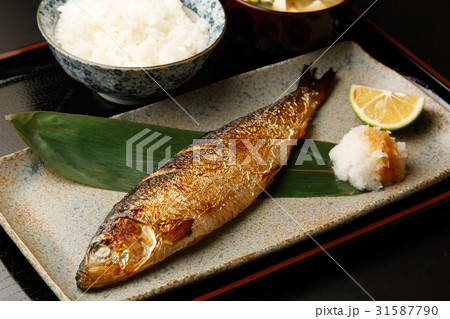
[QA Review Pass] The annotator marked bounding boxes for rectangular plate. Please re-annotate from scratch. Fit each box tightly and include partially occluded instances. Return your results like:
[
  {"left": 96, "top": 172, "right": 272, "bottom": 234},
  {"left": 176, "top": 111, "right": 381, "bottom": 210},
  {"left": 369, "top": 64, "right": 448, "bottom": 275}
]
[{"left": 0, "top": 42, "right": 448, "bottom": 300}]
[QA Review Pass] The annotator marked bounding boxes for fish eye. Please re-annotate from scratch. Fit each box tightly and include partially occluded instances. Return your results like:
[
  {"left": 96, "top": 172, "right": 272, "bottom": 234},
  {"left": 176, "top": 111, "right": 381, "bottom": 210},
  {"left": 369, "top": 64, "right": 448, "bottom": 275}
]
[{"left": 91, "top": 243, "right": 112, "bottom": 259}]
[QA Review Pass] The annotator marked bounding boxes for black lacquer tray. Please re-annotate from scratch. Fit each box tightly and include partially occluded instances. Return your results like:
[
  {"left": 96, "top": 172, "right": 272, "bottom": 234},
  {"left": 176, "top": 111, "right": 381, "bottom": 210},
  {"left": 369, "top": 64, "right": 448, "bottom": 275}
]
[{"left": 0, "top": 11, "right": 449, "bottom": 300}]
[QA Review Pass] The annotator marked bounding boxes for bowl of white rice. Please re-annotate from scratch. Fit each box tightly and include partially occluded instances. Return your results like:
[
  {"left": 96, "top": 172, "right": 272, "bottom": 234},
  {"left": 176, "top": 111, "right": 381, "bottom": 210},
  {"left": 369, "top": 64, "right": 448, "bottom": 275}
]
[{"left": 37, "top": 0, "right": 226, "bottom": 104}]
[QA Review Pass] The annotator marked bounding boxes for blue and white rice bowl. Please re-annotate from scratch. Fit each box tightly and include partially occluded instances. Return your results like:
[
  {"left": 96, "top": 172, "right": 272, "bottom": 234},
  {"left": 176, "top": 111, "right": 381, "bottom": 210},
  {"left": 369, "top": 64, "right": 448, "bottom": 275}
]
[{"left": 37, "top": 0, "right": 226, "bottom": 104}]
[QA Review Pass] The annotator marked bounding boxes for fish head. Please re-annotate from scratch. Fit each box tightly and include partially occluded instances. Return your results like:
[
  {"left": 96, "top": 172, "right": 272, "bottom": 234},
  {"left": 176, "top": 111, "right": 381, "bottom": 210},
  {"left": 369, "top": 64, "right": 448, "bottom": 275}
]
[{"left": 76, "top": 217, "right": 156, "bottom": 289}]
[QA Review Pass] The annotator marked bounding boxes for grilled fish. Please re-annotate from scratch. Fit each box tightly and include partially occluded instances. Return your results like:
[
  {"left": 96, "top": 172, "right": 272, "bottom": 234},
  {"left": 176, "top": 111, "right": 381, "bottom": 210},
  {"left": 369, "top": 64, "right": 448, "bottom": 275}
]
[{"left": 76, "top": 66, "right": 335, "bottom": 289}]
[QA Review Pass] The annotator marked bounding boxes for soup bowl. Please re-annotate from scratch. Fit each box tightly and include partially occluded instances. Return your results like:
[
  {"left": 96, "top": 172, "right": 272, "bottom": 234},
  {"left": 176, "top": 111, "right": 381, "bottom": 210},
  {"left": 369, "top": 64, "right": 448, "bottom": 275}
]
[{"left": 223, "top": 0, "right": 353, "bottom": 54}]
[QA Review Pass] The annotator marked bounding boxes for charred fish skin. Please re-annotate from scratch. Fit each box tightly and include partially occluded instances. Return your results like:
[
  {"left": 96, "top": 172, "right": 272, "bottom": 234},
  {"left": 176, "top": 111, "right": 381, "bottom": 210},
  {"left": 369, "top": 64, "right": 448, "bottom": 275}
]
[{"left": 76, "top": 66, "right": 335, "bottom": 289}]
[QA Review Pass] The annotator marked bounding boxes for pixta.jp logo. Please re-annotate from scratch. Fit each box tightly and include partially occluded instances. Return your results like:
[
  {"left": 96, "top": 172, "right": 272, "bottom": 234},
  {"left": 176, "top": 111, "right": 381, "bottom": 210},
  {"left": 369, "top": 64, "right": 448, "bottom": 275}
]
[{"left": 126, "top": 129, "right": 172, "bottom": 173}]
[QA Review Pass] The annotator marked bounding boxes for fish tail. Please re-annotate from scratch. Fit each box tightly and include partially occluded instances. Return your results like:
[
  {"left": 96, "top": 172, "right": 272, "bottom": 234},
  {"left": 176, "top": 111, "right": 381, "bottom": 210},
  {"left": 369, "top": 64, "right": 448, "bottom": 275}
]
[{"left": 298, "top": 65, "right": 336, "bottom": 104}]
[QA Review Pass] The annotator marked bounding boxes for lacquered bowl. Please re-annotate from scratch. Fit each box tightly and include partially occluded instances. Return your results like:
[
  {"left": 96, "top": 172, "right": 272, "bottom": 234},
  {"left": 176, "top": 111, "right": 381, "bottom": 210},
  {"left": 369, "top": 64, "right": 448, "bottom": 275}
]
[
  {"left": 37, "top": 0, "right": 226, "bottom": 104},
  {"left": 223, "top": 0, "right": 353, "bottom": 54}
]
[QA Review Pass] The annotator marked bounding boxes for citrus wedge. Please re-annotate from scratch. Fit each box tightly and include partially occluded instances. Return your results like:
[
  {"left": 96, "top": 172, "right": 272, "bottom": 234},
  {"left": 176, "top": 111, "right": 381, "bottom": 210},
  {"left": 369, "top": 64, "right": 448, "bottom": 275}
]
[{"left": 350, "top": 85, "right": 425, "bottom": 130}]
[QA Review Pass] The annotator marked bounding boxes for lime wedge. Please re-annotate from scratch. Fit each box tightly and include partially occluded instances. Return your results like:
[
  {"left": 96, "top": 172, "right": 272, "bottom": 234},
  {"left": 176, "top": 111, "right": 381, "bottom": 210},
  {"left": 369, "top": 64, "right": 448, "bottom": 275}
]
[{"left": 349, "top": 85, "right": 425, "bottom": 130}]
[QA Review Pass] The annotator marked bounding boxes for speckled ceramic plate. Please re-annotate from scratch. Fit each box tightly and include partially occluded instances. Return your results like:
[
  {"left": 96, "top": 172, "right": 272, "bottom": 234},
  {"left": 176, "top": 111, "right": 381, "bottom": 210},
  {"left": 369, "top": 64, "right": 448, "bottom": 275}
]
[{"left": 0, "top": 42, "right": 448, "bottom": 300}]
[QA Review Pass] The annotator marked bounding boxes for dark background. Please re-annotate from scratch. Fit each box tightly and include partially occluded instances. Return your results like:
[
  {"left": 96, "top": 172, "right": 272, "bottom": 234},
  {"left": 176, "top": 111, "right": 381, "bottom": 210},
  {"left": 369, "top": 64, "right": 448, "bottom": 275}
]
[{"left": 0, "top": 0, "right": 449, "bottom": 301}]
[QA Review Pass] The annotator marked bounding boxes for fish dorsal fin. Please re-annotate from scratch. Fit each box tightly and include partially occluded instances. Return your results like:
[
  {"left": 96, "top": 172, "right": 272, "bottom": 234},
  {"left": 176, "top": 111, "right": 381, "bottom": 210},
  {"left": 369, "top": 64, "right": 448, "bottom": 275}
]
[{"left": 165, "top": 219, "right": 194, "bottom": 244}]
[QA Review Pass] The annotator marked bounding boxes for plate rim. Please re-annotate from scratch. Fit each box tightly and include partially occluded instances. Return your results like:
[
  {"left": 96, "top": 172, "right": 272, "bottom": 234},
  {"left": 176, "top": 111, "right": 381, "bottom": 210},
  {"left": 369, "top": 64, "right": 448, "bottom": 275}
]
[{"left": 0, "top": 41, "right": 449, "bottom": 300}]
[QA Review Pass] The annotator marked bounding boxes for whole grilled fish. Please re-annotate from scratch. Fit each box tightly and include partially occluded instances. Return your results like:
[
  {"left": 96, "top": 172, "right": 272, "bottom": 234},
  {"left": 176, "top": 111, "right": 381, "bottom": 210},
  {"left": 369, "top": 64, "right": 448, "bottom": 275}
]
[{"left": 76, "top": 66, "right": 335, "bottom": 289}]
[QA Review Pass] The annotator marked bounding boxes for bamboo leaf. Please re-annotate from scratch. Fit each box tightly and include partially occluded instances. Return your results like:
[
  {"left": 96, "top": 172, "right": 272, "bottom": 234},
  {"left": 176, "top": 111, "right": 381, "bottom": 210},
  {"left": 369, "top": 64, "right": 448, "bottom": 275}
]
[
  {"left": 264, "top": 141, "right": 361, "bottom": 197},
  {"left": 6, "top": 111, "right": 361, "bottom": 197},
  {"left": 6, "top": 112, "right": 203, "bottom": 192}
]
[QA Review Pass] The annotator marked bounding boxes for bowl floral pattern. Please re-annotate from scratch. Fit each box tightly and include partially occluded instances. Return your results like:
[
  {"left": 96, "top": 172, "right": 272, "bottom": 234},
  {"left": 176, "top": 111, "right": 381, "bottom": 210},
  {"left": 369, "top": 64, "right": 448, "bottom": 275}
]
[{"left": 38, "top": 0, "right": 226, "bottom": 102}]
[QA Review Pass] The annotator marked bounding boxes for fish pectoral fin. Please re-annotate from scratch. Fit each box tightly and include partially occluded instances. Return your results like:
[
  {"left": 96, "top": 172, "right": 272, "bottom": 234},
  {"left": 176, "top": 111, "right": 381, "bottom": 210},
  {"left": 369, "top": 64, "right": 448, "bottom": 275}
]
[
  {"left": 261, "top": 164, "right": 281, "bottom": 186},
  {"left": 165, "top": 219, "right": 194, "bottom": 244}
]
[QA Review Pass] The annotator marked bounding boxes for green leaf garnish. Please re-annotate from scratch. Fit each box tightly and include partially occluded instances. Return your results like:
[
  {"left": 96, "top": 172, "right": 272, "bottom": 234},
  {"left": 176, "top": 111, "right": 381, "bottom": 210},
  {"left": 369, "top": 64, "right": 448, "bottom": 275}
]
[{"left": 6, "top": 111, "right": 361, "bottom": 197}]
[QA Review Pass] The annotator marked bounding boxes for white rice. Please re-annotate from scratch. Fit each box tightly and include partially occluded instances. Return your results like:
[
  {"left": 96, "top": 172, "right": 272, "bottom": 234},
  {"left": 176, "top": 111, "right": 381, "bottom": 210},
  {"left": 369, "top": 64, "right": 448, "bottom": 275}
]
[
  {"left": 54, "top": 0, "right": 210, "bottom": 67},
  {"left": 329, "top": 126, "right": 407, "bottom": 191}
]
